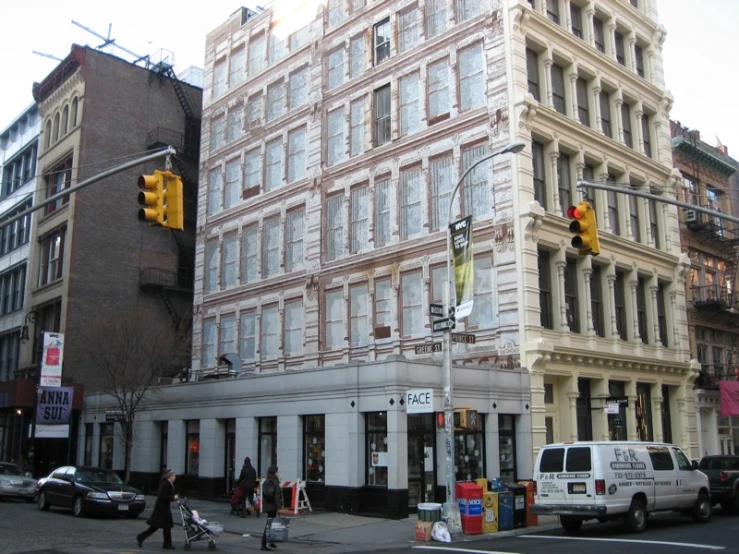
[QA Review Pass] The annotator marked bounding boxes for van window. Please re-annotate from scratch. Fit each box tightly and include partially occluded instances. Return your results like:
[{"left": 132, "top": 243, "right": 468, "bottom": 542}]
[
  {"left": 647, "top": 445, "right": 674, "bottom": 471},
  {"left": 540, "top": 448, "right": 565, "bottom": 472},
  {"left": 565, "top": 447, "right": 591, "bottom": 471},
  {"left": 672, "top": 447, "right": 691, "bottom": 470}
]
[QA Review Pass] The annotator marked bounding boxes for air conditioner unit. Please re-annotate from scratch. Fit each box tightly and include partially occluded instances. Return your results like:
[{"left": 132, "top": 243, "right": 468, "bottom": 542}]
[{"left": 685, "top": 209, "right": 698, "bottom": 223}]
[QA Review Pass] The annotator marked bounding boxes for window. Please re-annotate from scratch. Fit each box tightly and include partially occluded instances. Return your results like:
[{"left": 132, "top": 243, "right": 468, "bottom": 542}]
[
  {"left": 262, "top": 216, "right": 281, "bottom": 277},
  {"left": 327, "top": 109, "right": 346, "bottom": 166},
  {"left": 303, "top": 416, "right": 326, "bottom": 483},
  {"left": 229, "top": 48, "right": 245, "bottom": 87},
  {"left": 210, "top": 116, "right": 225, "bottom": 151},
  {"left": 288, "top": 127, "right": 307, "bottom": 182},
  {"left": 374, "top": 19, "right": 391, "bottom": 65},
  {"left": 248, "top": 34, "right": 265, "bottom": 76},
  {"left": 350, "top": 185, "right": 369, "bottom": 253},
  {"left": 648, "top": 446, "right": 674, "bottom": 471},
  {"left": 576, "top": 78, "right": 589, "bottom": 125},
  {"left": 571, "top": 4, "right": 583, "bottom": 38},
  {"left": 607, "top": 182, "right": 620, "bottom": 235},
  {"left": 289, "top": 67, "right": 309, "bottom": 109},
  {"left": 71, "top": 98, "right": 79, "bottom": 127},
  {"left": 265, "top": 138, "right": 283, "bottom": 192},
  {"left": 374, "top": 178, "right": 391, "bottom": 246},
  {"left": 532, "top": 142, "right": 547, "bottom": 209},
  {"left": 649, "top": 197, "right": 660, "bottom": 248},
  {"left": 290, "top": 27, "right": 310, "bottom": 51},
  {"left": 350, "top": 35, "right": 365, "bottom": 79},
  {"left": 614, "top": 31, "right": 626, "bottom": 65},
  {"left": 350, "top": 283, "right": 369, "bottom": 347},
  {"left": 426, "top": 0, "right": 447, "bottom": 39},
  {"left": 202, "top": 320, "right": 216, "bottom": 367},
  {"left": 657, "top": 283, "right": 668, "bottom": 346},
  {"left": 328, "top": 49, "right": 345, "bottom": 90},
  {"left": 565, "top": 259, "right": 579, "bottom": 332},
  {"left": 622, "top": 103, "right": 632, "bottom": 147},
  {"left": 38, "top": 228, "right": 65, "bottom": 286},
  {"left": 227, "top": 106, "right": 243, "bottom": 142},
  {"left": 538, "top": 250, "right": 553, "bottom": 328},
  {"left": 99, "top": 424, "right": 114, "bottom": 469},
  {"left": 459, "top": 44, "right": 484, "bottom": 111},
  {"left": 547, "top": 0, "right": 560, "bottom": 24},
  {"left": 258, "top": 417, "right": 277, "bottom": 476},
  {"left": 247, "top": 93, "right": 263, "bottom": 124},
  {"left": 44, "top": 157, "right": 72, "bottom": 215},
  {"left": 327, "top": 0, "right": 347, "bottom": 27},
  {"left": 374, "top": 278, "right": 392, "bottom": 339},
  {"left": 635, "top": 44, "right": 645, "bottom": 78},
  {"left": 224, "top": 159, "right": 241, "bottom": 211},
  {"left": 219, "top": 314, "right": 236, "bottom": 357},
  {"left": 326, "top": 195, "right": 344, "bottom": 261},
  {"left": 240, "top": 311, "right": 256, "bottom": 361},
  {"left": 600, "top": 91, "right": 611, "bottom": 137},
  {"left": 284, "top": 299, "right": 303, "bottom": 356},
  {"left": 526, "top": 49, "right": 540, "bottom": 101},
  {"left": 204, "top": 240, "right": 218, "bottom": 293},
  {"left": 614, "top": 271, "right": 627, "bottom": 340},
  {"left": 213, "top": 59, "right": 227, "bottom": 97},
  {"left": 642, "top": 114, "right": 652, "bottom": 157},
  {"left": 244, "top": 149, "right": 261, "bottom": 195},
  {"left": 462, "top": 144, "right": 491, "bottom": 218},
  {"left": 350, "top": 99, "right": 364, "bottom": 157},
  {"left": 266, "top": 81, "right": 285, "bottom": 121},
  {"left": 428, "top": 58, "right": 451, "bottom": 122},
  {"left": 400, "top": 72, "right": 420, "bottom": 136},
  {"left": 566, "top": 446, "right": 592, "bottom": 471},
  {"left": 61, "top": 106, "right": 69, "bottom": 135},
  {"left": 629, "top": 194, "right": 640, "bottom": 241},
  {"left": 401, "top": 271, "right": 423, "bottom": 336},
  {"left": 0, "top": 201, "right": 31, "bottom": 256},
  {"left": 374, "top": 85, "right": 391, "bottom": 146},
  {"left": 468, "top": 256, "right": 493, "bottom": 328},
  {"left": 269, "top": 30, "right": 286, "bottom": 64},
  {"left": 636, "top": 383, "right": 653, "bottom": 441},
  {"left": 540, "top": 448, "right": 565, "bottom": 472},
  {"left": 551, "top": 64, "right": 566, "bottom": 114},
  {"left": 398, "top": 6, "right": 421, "bottom": 53},
  {"left": 325, "top": 290, "right": 344, "bottom": 348},
  {"left": 285, "top": 208, "right": 305, "bottom": 271},
  {"left": 221, "top": 234, "right": 238, "bottom": 288},
  {"left": 366, "top": 412, "right": 388, "bottom": 486},
  {"left": 591, "top": 265, "right": 604, "bottom": 337},
  {"left": 457, "top": 0, "right": 482, "bottom": 22},
  {"left": 636, "top": 277, "right": 647, "bottom": 343},
  {"left": 0, "top": 266, "right": 25, "bottom": 316},
  {"left": 400, "top": 166, "right": 423, "bottom": 238},
  {"left": 593, "top": 17, "right": 605, "bottom": 53},
  {"left": 430, "top": 154, "right": 454, "bottom": 230},
  {"left": 557, "top": 153, "right": 571, "bottom": 214},
  {"left": 260, "top": 304, "right": 279, "bottom": 359}
]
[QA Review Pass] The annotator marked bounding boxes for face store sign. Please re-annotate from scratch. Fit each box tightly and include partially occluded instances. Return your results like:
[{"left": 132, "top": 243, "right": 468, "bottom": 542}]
[{"left": 406, "top": 389, "right": 435, "bottom": 414}]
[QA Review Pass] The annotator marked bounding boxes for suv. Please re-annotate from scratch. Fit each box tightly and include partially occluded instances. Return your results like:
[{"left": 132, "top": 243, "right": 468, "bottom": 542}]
[
  {"left": 531, "top": 441, "right": 711, "bottom": 533},
  {"left": 698, "top": 455, "right": 739, "bottom": 512}
]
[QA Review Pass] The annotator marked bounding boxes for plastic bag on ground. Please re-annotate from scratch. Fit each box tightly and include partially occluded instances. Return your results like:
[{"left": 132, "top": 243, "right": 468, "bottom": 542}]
[{"left": 431, "top": 521, "right": 451, "bottom": 543}]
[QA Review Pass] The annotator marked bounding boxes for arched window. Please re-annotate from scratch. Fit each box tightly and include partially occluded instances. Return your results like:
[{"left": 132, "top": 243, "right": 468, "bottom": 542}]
[
  {"left": 62, "top": 106, "right": 69, "bottom": 135},
  {"left": 71, "top": 97, "right": 79, "bottom": 127},
  {"left": 44, "top": 120, "right": 52, "bottom": 149},
  {"left": 52, "top": 113, "right": 60, "bottom": 142}
]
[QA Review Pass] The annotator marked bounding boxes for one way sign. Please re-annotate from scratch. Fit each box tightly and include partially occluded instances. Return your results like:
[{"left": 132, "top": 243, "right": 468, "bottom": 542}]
[{"left": 432, "top": 318, "right": 456, "bottom": 332}]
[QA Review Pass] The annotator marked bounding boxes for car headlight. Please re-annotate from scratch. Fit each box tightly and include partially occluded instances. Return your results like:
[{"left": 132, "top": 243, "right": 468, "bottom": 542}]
[
  {"left": 135, "top": 495, "right": 146, "bottom": 501},
  {"left": 86, "top": 492, "right": 109, "bottom": 500}
]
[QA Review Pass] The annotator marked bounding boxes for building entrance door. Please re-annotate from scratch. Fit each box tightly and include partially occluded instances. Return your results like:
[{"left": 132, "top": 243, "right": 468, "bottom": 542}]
[{"left": 407, "top": 413, "right": 436, "bottom": 508}]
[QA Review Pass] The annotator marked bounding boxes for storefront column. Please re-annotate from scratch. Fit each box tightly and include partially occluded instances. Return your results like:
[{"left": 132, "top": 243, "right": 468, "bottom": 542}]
[
  {"left": 387, "top": 408, "right": 407, "bottom": 490},
  {"left": 91, "top": 423, "right": 101, "bottom": 467},
  {"left": 678, "top": 368, "right": 700, "bottom": 458},
  {"left": 528, "top": 368, "right": 548, "bottom": 465},
  {"left": 235, "top": 417, "right": 257, "bottom": 473},
  {"left": 591, "top": 378, "right": 610, "bottom": 441},
  {"left": 625, "top": 381, "right": 639, "bottom": 441},
  {"left": 652, "top": 385, "right": 664, "bottom": 443},
  {"left": 485, "top": 412, "right": 500, "bottom": 479},
  {"left": 166, "top": 420, "right": 185, "bottom": 475},
  {"left": 326, "top": 412, "right": 362, "bottom": 487},
  {"left": 198, "top": 419, "right": 222, "bottom": 478},
  {"left": 565, "top": 376, "right": 579, "bottom": 442},
  {"left": 277, "top": 415, "right": 302, "bottom": 482}
]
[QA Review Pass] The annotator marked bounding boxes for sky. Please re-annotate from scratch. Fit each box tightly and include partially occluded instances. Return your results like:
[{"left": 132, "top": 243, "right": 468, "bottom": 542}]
[{"left": 1, "top": 0, "right": 737, "bottom": 157}]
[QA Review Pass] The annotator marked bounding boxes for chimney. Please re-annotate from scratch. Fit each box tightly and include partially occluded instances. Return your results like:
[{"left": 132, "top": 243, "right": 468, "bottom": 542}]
[{"left": 717, "top": 144, "right": 729, "bottom": 156}]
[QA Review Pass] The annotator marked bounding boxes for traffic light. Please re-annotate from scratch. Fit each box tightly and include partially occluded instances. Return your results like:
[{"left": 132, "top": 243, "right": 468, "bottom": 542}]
[
  {"left": 458, "top": 408, "right": 479, "bottom": 429},
  {"left": 567, "top": 201, "right": 600, "bottom": 256},
  {"left": 137, "top": 170, "right": 184, "bottom": 231}
]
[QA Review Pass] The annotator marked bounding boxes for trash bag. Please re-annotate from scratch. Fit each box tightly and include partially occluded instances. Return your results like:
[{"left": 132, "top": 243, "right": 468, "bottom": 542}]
[
  {"left": 431, "top": 521, "right": 451, "bottom": 543},
  {"left": 265, "top": 516, "right": 290, "bottom": 542}
]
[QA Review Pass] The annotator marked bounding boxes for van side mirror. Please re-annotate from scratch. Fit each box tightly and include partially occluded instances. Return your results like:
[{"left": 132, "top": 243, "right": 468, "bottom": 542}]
[{"left": 691, "top": 460, "right": 699, "bottom": 471}]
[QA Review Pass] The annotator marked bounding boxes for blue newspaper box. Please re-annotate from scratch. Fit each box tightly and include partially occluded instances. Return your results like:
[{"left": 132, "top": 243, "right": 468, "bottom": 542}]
[{"left": 497, "top": 490, "right": 514, "bottom": 531}]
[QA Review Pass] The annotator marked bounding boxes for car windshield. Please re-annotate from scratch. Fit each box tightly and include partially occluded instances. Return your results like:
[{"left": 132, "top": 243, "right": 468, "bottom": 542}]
[
  {"left": 76, "top": 469, "right": 124, "bottom": 484},
  {"left": 0, "top": 464, "right": 24, "bottom": 476}
]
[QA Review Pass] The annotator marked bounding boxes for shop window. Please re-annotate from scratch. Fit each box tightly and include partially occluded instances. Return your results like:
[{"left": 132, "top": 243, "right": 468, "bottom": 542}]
[
  {"left": 608, "top": 381, "right": 628, "bottom": 440},
  {"left": 538, "top": 250, "right": 553, "bottom": 329},
  {"left": 576, "top": 379, "right": 593, "bottom": 440},
  {"left": 99, "top": 423, "right": 114, "bottom": 469},
  {"left": 636, "top": 383, "right": 653, "bottom": 441},
  {"left": 303, "top": 415, "right": 326, "bottom": 483},
  {"left": 661, "top": 385, "right": 672, "bottom": 444},
  {"left": 590, "top": 265, "right": 605, "bottom": 337},
  {"left": 455, "top": 412, "right": 485, "bottom": 482},
  {"left": 366, "top": 412, "right": 388, "bottom": 487},
  {"left": 186, "top": 420, "right": 200, "bottom": 475},
  {"left": 84, "top": 423, "right": 93, "bottom": 466},
  {"left": 614, "top": 271, "right": 627, "bottom": 340},
  {"left": 259, "top": 417, "right": 277, "bottom": 476},
  {"left": 564, "top": 259, "right": 579, "bottom": 332},
  {"left": 498, "top": 415, "right": 515, "bottom": 483},
  {"left": 159, "top": 422, "right": 168, "bottom": 473}
]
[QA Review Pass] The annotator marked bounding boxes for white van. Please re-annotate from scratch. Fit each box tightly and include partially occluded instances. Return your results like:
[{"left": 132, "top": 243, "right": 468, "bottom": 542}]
[{"left": 531, "top": 441, "right": 711, "bottom": 533}]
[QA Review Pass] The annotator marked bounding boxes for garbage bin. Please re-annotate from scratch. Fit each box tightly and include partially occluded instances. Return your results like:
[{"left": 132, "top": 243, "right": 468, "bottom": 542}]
[
  {"left": 456, "top": 482, "right": 483, "bottom": 535},
  {"left": 497, "top": 490, "right": 514, "bottom": 531},
  {"left": 518, "top": 480, "right": 538, "bottom": 527},
  {"left": 417, "top": 502, "right": 442, "bottom": 522},
  {"left": 505, "top": 483, "right": 527, "bottom": 528}
]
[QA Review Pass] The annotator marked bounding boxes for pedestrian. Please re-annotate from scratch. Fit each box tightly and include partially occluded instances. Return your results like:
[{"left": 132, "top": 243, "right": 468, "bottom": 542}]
[
  {"left": 261, "top": 465, "right": 281, "bottom": 551},
  {"left": 137, "top": 469, "right": 178, "bottom": 550},
  {"left": 237, "top": 456, "right": 257, "bottom": 517}
]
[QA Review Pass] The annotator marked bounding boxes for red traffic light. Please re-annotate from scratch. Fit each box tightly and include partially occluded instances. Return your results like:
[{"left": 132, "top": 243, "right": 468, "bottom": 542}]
[{"left": 567, "top": 205, "right": 583, "bottom": 219}]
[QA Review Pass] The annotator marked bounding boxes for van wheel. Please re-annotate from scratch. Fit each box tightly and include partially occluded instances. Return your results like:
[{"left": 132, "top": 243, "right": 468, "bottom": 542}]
[
  {"left": 560, "top": 516, "right": 583, "bottom": 533},
  {"left": 692, "top": 493, "right": 711, "bottom": 523},
  {"left": 625, "top": 499, "right": 647, "bottom": 533}
]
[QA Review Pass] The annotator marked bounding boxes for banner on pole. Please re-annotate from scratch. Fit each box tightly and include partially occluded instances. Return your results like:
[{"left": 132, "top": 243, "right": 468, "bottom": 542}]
[
  {"left": 40, "top": 332, "right": 65, "bottom": 387},
  {"left": 36, "top": 386, "right": 75, "bottom": 425},
  {"left": 450, "top": 216, "right": 474, "bottom": 319},
  {"left": 719, "top": 381, "right": 739, "bottom": 416}
]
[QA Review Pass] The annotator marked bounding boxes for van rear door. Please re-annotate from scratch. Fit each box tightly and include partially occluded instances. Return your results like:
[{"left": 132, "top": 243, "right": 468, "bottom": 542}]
[{"left": 537, "top": 446, "right": 595, "bottom": 506}]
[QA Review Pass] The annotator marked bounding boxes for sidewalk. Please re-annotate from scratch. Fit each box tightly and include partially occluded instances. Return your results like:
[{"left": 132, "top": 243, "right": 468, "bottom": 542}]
[{"left": 159, "top": 496, "right": 561, "bottom": 553}]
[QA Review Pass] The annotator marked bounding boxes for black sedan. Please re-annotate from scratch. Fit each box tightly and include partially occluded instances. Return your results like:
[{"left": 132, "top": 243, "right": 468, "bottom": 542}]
[{"left": 37, "top": 466, "right": 146, "bottom": 518}]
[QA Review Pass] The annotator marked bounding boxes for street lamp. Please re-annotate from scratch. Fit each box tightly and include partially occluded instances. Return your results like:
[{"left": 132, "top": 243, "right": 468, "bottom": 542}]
[{"left": 442, "top": 140, "right": 526, "bottom": 518}]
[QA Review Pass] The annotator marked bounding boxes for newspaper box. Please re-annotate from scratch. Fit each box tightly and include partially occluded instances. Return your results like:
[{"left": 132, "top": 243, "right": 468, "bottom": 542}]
[
  {"left": 482, "top": 491, "right": 498, "bottom": 533},
  {"left": 456, "top": 482, "right": 483, "bottom": 535}
]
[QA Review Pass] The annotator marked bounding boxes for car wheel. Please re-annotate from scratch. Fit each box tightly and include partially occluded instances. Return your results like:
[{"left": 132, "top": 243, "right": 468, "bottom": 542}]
[
  {"left": 38, "top": 491, "right": 49, "bottom": 511},
  {"left": 560, "top": 516, "right": 583, "bottom": 533},
  {"left": 692, "top": 493, "right": 712, "bottom": 523},
  {"left": 625, "top": 499, "right": 647, "bottom": 533},
  {"left": 73, "top": 495, "right": 85, "bottom": 518}
]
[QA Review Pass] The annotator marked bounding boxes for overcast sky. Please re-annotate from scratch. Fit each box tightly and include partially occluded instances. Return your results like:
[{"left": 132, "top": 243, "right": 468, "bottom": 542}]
[{"left": 1, "top": 0, "right": 737, "bottom": 157}]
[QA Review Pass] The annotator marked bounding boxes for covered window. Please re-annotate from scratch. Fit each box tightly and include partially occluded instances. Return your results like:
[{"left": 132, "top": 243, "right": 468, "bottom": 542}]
[
  {"left": 248, "top": 34, "right": 265, "bottom": 76},
  {"left": 289, "top": 67, "right": 309, "bottom": 109},
  {"left": 240, "top": 311, "right": 256, "bottom": 361},
  {"left": 213, "top": 59, "right": 227, "bottom": 97},
  {"left": 325, "top": 289, "right": 344, "bottom": 349},
  {"left": 262, "top": 216, "right": 281, "bottom": 277},
  {"left": 398, "top": 5, "right": 421, "bottom": 53},
  {"left": 284, "top": 299, "right": 303, "bottom": 356},
  {"left": 459, "top": 43, "right": 484, "bottom": 111},
  {"left": 286, "top": 208, "right": 305, "bottom": 272},
  {"left": 401, "top": 271, "right": 423, "bottom": 336},
  {"left": 428, "top": 58, "right": 451, "bottom": 122},
  {"left": 221, "top": 234, "right": 238, "bottom": 288},
  {"left": 288, "top": 127, "right": 307, "bottom": 182},
  {"left": 327, "top": 109, "right": 346, "bottom": 166},
  {"left": 350, "top": 185, "right": 369, "bottom": 253},
  {"left": 350, "top": 283, "right": 369, "bottom": 347},
  {"left": 374, "top": 178, "right": 391, "bottom": 246},
  {"left": 350, "top": 35, "right": 365, "bottom": 79},
  {"left": 326, "top": 195, "right": 344, "bottom": 261},
  {"left": 265, "top": 139, "right": 283, "bottom": 192},
  {"left": 400, "top": 166, "right": 423, "bottom": 238},
  {"left": 229, "top": 47, "right": 245, "bottom": 87},
  {"left": 260, "top": 304, "right": 279, "bottom": 359},
  {"left": 400, "top": 72, "right": 420, "bottom": 136},
  {"left": 241, "top": 225, "right": 258, "bottom": 284}
]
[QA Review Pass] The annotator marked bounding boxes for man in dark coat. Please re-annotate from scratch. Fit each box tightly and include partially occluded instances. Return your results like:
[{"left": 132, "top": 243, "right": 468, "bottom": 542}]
[
  {"left": 261, "top": 466, "right": 281, "bottom": 551},
  {"left": 137, "top": 469, "right": 178, "bottom": 549},
  {"left": 237, "top": 456, "right": 257, "bottom": 516}
]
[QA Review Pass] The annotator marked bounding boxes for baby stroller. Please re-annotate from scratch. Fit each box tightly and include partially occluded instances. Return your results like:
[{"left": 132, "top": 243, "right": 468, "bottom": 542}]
[
  {"left": 229, "top": 484, "right": 244, "bottom": 516},
  {"left": 178, "top": 497, "right": 223, "bottom": 550}
]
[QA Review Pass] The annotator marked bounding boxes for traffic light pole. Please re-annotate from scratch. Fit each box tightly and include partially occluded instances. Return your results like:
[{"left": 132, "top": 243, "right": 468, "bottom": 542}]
[{"left": 0, "top": 146, "right": 177, "bottom": 228}]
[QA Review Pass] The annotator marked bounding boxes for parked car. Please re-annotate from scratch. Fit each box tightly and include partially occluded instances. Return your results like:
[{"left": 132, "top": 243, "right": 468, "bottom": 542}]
[
  {"left": 698, "top": 455, "right": 739, "bottom": 512},
  {"left": 0, "top": 462, "right": 35, "bottom": 501},
  {"left": 532, "top": 441, "right": 711, "bottom": 533},
  {"left": 36, "top": 466, "right": 146, "bottom": 518}
]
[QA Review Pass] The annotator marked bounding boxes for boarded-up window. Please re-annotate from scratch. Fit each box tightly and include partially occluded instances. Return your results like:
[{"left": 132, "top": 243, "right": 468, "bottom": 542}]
[
  {"left": 260, "top": 304, "right": 279, "bottom": 359},
  {"left": 221, "top": 234, "right": 238, "bottom": 288},
  {"left": 400, "top": 167, "right": 423, "bottom": 238},
  {"left": 284, "top": 299, "right": 303, "bottom": 356},
  {"left": 285, "top": 208, "right": 305, "bottom": 271},
  {"left": 430, "top": 154, "right": 454, "bottom": 230},
  {"left": 240, "top": 312, "right": 256, "bottom": 361},
  {"left": 462, "top": 144, "right": 490, "bottom": 217},
  {"left": 350, "top": 185, "right": 370, "bottom": 252},
  {"left": 374, "top": 178, "right": 391, "bottom": 246},
  {"left": 265, "top": 139, "right": 282, "bottom": 192},
  {"left": 325, "top": 290, "right": 344, "bottom": 349},
  {"left": 241, "top": 225, "right": 258, "bottom": 284},
  {"left": 326, "top": 195, "right": 344, "bottom": 261},
  {"left": 350, "top": 284, "right": 369, "bottom": 347},
  {"left": 262, "top": 216, "right": 281, "bottom": 277}
]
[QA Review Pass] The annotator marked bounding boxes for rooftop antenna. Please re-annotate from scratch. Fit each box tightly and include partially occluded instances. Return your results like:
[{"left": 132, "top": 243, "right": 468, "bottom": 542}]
[
  {"left": 32, "top": 51, "right": 64, "bottom": 62},
  {"left": 71, "top": 20, "right": 151, "bottom": 67}
]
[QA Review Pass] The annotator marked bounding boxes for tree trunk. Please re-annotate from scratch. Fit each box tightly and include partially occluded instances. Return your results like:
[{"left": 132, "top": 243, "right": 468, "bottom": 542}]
[{"left": 124, "top": 419, "right": 134, "bottom": 484}]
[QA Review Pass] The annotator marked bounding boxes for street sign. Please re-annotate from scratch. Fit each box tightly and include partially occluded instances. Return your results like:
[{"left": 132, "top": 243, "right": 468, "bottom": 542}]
[
  {"left": 451, "top": 333, "right": 476, "bottom": 344},
  {"left": 432, "top": 318, "right": 456, "bottom": 332},
  {"left": 105, "top": 410, "right": 125, "bottom": 423},
  {"left": 415, "top": 342, "right": 442, "bottom": 354},
  {"left": 429, "top": 303, "right": 444, "bottom": 317}
]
